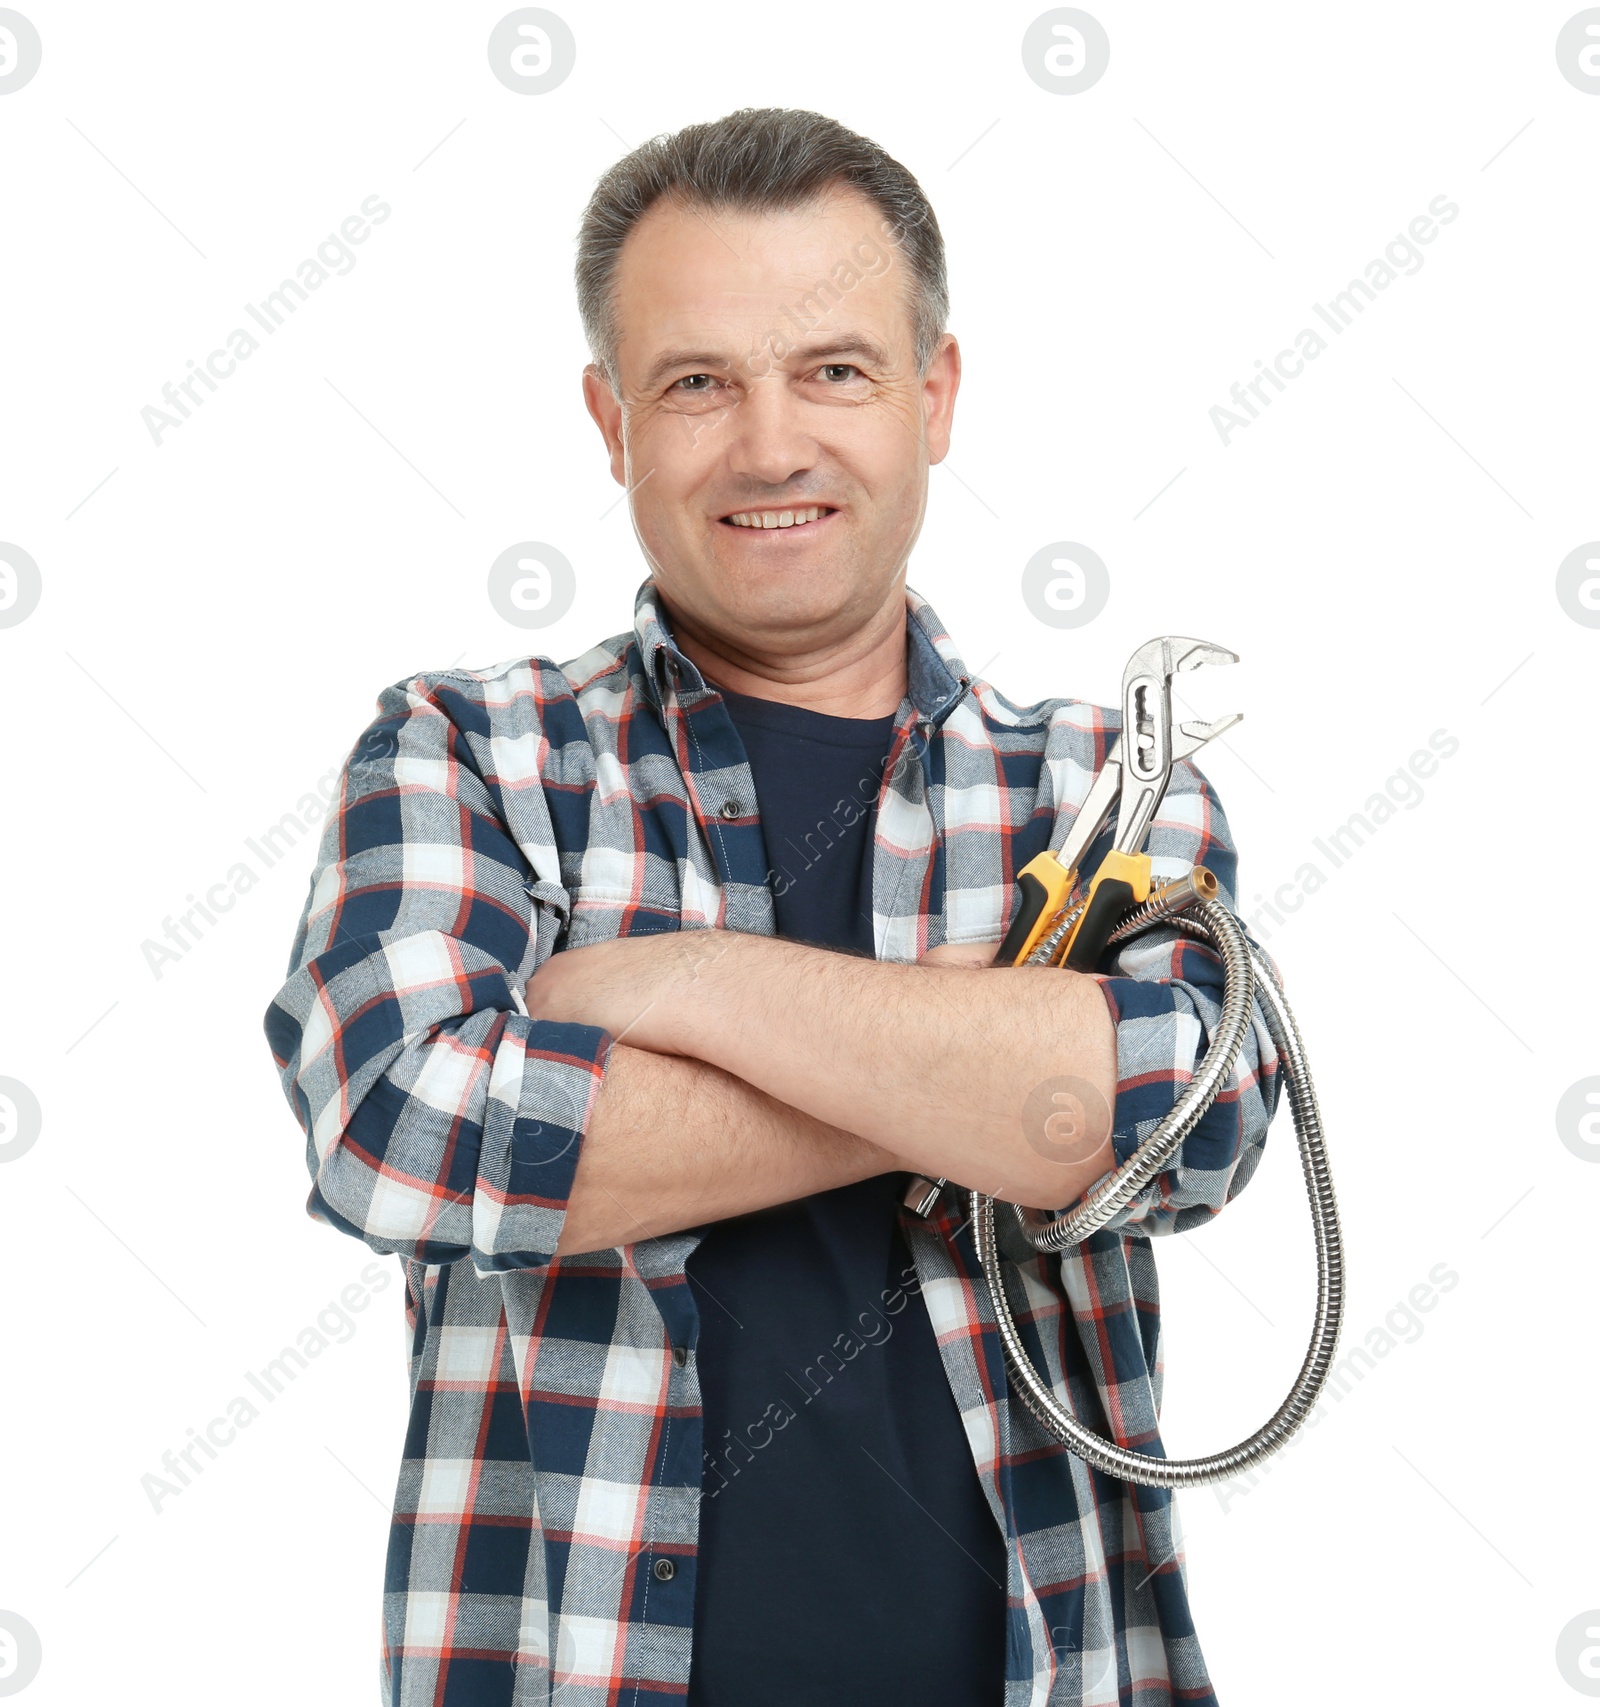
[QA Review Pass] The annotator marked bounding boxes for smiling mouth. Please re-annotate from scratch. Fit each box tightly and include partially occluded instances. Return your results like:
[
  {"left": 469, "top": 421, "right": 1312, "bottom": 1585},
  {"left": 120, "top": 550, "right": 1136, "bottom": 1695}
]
[{"left": 719, "top": 505, "right": 838, "bottom": 530}]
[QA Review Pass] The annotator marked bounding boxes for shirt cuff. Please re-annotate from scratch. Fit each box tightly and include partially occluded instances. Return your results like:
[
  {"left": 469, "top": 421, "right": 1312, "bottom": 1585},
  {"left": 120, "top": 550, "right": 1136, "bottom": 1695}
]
[
  {"left": 471, "top": 1014, "right": 615, "bottom": 1272},
  {"left": 1078, "top": 972, "right": 1195, "bottom": 1230}
]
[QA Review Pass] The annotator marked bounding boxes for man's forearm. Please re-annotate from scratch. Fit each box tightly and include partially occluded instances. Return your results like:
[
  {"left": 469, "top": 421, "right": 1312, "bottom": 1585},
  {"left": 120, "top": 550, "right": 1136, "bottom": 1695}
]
[
  {"left": 554, "top": 1041, "right": 900, "bottom": 1257},
  {"left": 527, "top": 930, "right": 1119, "bottom": 1212},
  {"left": 647, "top": 937, "right": 1117, "bottom": 1209}
]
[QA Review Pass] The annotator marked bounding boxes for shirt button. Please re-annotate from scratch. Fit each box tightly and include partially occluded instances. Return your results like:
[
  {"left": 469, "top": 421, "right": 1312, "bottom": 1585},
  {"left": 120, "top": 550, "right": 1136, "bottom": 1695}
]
[
  {"left": 672, "top": 1345, "right": 687, "bottom": 1367},
  {"left": 653, "top": 1557, "right": 676, "bottom": 1582},
  {"left": 720, "top": 799, "right": 741, "bottom": 819}
]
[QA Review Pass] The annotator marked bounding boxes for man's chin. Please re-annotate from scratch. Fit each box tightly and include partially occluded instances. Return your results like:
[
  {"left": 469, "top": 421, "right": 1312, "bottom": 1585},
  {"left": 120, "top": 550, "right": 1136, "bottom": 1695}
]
[
  {"left": 711, "top": 554, "right": 871, "bottom": 630},
  {"left": 648, "top": 526, "right": 903, "bottom": 641}
]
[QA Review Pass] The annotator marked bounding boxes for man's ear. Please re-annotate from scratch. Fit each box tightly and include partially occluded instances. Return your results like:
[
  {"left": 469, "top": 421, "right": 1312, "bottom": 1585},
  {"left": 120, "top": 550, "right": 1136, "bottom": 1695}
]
[
  {"left": 582, "top": 363, "right": 627, "bottom": 486},
  {"left": 921, "top": 333, "right": 961, "bottom": 466}
]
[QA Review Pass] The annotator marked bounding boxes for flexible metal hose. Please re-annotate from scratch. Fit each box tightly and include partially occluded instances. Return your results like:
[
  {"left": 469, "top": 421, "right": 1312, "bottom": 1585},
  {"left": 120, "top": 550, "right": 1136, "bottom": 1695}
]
[{"left": 971, "top": 886, "right": 1345, "bottom": 1488}]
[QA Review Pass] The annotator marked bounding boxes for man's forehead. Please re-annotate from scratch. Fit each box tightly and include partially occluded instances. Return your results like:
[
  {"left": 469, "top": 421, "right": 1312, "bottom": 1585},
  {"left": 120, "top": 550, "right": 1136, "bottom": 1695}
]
[{"left": 610, "top": 189, "right": 910, "bottom": 369}]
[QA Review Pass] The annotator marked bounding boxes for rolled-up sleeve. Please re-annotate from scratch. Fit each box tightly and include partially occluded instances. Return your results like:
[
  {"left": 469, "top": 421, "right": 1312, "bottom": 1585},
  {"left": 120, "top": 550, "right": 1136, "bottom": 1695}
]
[
  {"left": 1082, "top": 758, "right": 1282, "bottom": 1237},
  {"left": 263, "top": 672, "right": 610, "bottom": 1273}
]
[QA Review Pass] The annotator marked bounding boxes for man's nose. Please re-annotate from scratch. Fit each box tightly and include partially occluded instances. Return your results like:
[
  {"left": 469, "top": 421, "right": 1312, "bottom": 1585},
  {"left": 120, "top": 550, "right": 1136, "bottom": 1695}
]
[{"left": 722, "top": 371, "right": 819, "bottom": 487}]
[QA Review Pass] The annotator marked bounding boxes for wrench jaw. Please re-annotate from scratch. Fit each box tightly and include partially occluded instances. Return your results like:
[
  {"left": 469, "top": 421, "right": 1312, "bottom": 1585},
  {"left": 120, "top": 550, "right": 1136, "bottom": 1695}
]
[
  {"left": 1171, "top": 712, "right": 1243, "bottom": 762},
  {"left": 1168, "top": 639, "right": 1240, "bottom": 675},
  {"left": 1113, "top": 638, "right": 1241, "bottom": 854}
]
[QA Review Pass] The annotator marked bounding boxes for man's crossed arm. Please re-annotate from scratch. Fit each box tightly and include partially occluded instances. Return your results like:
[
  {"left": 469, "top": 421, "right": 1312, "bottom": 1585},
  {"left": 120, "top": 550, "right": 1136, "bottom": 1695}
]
[{"left": 528, "top": 929, "right": 1118, "bottom": 1256}]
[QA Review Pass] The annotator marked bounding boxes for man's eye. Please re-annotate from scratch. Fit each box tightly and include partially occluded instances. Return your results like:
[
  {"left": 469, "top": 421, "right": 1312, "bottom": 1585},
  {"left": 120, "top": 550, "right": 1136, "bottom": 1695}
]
[
  {"left": 673, "top": 374, "right": 718, "bottom": 393},
  {"left": 818, "top": 364, "right": 862, "bottom": 382}
]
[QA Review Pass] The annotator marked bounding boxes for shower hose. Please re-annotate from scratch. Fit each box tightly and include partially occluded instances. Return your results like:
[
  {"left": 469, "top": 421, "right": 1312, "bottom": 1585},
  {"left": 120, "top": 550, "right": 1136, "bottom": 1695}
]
[{"left": 971, "top": 868, "right": 1344, "bottom": 1489}]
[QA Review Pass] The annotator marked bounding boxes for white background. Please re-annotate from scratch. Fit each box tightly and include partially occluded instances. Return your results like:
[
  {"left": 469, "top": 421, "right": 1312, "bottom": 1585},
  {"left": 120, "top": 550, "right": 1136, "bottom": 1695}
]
[{"left": 2, "top": 2, "right": 1597, "bottom": 1701}]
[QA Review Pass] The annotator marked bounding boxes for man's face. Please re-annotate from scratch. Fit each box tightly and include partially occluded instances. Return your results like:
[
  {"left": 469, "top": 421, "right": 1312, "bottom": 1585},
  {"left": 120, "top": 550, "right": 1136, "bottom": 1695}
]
[{"left": 583, "top": 186, "right": 960, "bottom": 656}]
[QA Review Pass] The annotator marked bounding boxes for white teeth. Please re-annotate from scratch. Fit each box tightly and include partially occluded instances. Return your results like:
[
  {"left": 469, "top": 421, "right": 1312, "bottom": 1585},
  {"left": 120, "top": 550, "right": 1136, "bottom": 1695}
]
[{"left": 726, "top": 506, "right": 829, "bottom": 529}]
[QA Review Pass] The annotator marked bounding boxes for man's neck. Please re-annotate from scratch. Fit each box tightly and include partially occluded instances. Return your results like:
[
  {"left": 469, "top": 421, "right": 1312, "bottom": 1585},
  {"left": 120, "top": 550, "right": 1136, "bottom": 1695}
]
[{"left": 662, "top": 586, "right": 910, "bottom": 720}]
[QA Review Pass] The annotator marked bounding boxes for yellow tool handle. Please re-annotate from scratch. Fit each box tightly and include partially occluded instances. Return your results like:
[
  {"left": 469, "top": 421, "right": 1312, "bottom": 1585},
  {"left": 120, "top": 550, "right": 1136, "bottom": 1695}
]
[
  {"left": 902, "top": 848, "right": 1154, "bottom": 1218},
  {"left": 1056, "top": 848, "right": 1152, "bottom": 970},
  {"left": 995, "top": 849, "right": 1079, "bottom": 967}
]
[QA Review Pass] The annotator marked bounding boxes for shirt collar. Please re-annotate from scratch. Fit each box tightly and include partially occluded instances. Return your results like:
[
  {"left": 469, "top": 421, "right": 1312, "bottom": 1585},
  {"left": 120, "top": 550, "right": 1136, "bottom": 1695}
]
[{"left": 631, "top": 577, "right": 973, "bottom": 730}]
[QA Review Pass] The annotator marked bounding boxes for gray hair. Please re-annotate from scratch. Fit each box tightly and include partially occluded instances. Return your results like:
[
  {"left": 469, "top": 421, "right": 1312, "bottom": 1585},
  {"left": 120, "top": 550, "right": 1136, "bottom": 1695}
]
[{"left": 575, "top": 107, "right": 948, "bottom": 393}]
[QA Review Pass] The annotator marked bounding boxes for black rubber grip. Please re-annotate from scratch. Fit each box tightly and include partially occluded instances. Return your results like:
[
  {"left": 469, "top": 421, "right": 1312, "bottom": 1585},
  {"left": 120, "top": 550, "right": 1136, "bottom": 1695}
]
[
  {"left": 997, "top": 872, "right": 1050, "bottom": 967},
  {"left": 1064, "top": 877, "right": 1138, "bottom": 971}
]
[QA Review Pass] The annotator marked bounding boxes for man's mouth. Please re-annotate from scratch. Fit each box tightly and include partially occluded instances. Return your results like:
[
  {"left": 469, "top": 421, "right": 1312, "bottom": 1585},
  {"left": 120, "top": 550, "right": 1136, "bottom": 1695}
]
[{"left": 718, "top": 505, "right": 838, "bottom": 530}]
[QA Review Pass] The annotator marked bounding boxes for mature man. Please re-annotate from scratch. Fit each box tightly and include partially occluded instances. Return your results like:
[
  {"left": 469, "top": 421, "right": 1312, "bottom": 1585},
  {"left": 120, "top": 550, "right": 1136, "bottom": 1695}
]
[{"left": 266, "top": 108, "right": 1279, "bottom": 1706}]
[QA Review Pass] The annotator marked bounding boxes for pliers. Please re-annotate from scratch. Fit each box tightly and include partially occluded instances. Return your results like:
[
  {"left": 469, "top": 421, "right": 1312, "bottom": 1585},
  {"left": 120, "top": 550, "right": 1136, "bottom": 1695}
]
[{"left": 995, "top": 636, "right": 1242, "bottom": 972}]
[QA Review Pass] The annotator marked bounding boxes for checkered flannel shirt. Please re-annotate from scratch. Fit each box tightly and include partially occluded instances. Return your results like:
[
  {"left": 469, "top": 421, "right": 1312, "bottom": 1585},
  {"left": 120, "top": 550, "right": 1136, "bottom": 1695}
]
[{"left": 264, "top": 577, "right": 1283, "bottom": 1706}]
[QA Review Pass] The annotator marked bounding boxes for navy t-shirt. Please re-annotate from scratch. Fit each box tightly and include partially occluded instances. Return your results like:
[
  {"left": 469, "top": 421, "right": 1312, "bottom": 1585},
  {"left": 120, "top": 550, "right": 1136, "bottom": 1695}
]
[{"left": 684, "top": 686, "right": 1007, "bottom": 1705}]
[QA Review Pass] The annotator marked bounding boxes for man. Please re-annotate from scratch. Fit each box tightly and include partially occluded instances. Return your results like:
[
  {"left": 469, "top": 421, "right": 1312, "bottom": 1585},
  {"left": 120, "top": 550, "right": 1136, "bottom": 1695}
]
[{"left": 266, "top": 107, "right": 1280, "bottom": 1706}]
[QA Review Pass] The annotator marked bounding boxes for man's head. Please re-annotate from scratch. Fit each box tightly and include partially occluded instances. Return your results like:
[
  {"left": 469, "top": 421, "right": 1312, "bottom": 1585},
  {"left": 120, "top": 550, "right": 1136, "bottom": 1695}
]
[{"left": 576, "top": 108, "right": 959, "bottom": 671}]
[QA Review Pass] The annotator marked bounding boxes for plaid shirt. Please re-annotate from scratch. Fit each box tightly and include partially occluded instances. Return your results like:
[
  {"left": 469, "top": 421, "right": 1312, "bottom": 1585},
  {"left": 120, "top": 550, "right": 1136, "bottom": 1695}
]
[{"left": 265, "top": 578, "right": 1282, "bottom": 1707}]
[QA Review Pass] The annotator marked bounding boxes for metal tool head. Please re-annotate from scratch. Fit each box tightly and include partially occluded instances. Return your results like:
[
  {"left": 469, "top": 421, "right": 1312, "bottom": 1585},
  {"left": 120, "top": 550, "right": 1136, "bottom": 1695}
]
[
  {"left": 1170, "top": 711, "right": 1244, "bottom": 761},
  {"left": 1113, "top": 636, "right": 1241, "bottom": 853},
  {"left": 1050, "top": 731, "right": 1126, "bottom": 879}
]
